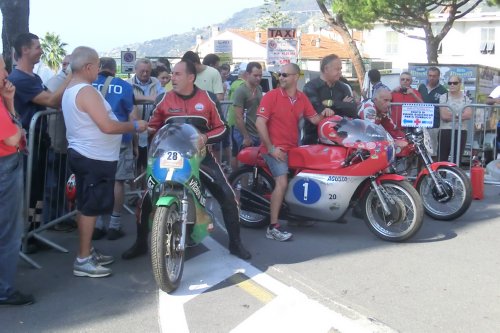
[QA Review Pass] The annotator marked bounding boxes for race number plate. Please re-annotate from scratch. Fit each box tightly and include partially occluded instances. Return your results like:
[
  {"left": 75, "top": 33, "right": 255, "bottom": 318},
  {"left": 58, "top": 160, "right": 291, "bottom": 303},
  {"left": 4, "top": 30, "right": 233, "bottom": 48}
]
[{"left": 160, "top": 151, "right": 184, "bottom": 169}]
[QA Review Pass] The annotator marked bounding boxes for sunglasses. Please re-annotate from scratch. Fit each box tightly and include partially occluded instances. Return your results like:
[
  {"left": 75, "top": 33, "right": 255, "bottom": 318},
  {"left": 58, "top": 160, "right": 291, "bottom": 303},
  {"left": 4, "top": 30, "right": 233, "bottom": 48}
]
[
  {"left": 400, "top": 78, "right": 411, "bottom": 81},
  {"left": 278, "top": 72, "right": 297, "bottom": 78},
  {"left": 448, "top": 81, "right": 460, "bottom": 85}
]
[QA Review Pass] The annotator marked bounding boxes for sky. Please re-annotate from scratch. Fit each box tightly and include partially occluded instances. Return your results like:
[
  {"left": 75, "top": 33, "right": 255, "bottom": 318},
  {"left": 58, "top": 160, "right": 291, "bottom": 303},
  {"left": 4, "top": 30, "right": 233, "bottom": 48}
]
[{"left": 13, "top": 0, "right": 266, "bottom": 53}]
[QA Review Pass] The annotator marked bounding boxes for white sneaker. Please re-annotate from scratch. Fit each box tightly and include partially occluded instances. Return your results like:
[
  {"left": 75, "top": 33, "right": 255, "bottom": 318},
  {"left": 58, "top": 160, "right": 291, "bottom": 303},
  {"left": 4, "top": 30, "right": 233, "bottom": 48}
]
[
  {"left": 266, "top": 226, "right": 293, "bottom": 241},
  {"left": 73, "top": 256, "right": 112, "bottom": 278}
]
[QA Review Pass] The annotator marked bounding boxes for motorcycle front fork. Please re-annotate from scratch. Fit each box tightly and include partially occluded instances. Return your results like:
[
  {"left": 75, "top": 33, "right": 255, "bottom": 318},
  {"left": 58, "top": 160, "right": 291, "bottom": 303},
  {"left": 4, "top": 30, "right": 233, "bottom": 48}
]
[
  {"left": 415, "top": 143, "right": 449, "bottom": 198},
  {"left": 370, "top": 177, "right": 395, "bottom": 216},
  {"left": 179, "top": 190, "right": 189, "bottom": 251}
]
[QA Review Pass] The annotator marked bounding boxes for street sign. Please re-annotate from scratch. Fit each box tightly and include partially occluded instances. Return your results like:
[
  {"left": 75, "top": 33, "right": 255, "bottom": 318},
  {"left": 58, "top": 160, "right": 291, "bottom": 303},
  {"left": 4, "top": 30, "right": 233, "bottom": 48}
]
[
  {"left": 121, "top": 50, "right": 136, "bottom": 73},
  {"left": 214, "top": 40, "right": 233, "bottom": 64},
  {"left": 266, "top": 38, "right": 298, "bottom": 66},
  {"left": 267, "top": 28, "right": 297, "bottom": 39}
]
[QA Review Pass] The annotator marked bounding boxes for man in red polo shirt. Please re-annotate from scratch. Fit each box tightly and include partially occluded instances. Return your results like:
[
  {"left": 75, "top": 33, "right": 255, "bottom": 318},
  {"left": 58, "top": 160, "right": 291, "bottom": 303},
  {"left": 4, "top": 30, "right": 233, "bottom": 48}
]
[
  {"left": 391, "top": 72, "right": 423, "bottom": 131},
  {"left": 256, "top": 63, "right": 333, "bottom": 241}
]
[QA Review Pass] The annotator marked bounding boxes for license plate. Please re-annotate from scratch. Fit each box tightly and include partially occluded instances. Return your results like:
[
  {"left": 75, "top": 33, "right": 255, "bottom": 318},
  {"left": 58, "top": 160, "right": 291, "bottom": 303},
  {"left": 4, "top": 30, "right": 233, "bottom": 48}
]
[{"left": 160, "top": 151, "right": 184, "bottom": 169}]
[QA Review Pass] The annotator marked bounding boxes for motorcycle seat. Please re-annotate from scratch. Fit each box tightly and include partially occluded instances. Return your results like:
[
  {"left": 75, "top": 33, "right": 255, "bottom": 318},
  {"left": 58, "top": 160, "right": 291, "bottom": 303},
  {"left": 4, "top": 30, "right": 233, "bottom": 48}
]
[{"left": 288, "top": 145, "right": 347, "bottom": 170}]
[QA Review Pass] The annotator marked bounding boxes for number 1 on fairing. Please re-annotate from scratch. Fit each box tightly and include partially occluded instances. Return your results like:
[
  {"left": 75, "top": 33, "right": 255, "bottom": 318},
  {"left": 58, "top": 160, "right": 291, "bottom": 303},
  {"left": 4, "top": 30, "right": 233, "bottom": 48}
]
[{"left": 303, "top": 182, "right": 308, "bottom": 201}]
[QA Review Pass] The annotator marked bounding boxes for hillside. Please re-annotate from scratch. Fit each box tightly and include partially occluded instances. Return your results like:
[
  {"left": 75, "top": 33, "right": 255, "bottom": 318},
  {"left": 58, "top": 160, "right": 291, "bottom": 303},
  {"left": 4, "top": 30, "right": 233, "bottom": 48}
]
[{"left": 102, "top": 0, "right": 325, "bottom": 58}]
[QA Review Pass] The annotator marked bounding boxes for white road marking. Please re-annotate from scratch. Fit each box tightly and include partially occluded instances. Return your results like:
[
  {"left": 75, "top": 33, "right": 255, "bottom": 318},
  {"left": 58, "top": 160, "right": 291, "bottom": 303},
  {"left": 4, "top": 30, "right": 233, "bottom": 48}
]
[{"left": 158, "top": 237, "right": 396, "bottom": 333}]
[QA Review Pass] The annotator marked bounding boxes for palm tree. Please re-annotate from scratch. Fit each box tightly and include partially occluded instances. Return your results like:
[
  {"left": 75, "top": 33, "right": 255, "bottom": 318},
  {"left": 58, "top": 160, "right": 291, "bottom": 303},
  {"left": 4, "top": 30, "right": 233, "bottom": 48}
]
[{"left": 40, "top": 32, "right": 67, "bottom": 72}]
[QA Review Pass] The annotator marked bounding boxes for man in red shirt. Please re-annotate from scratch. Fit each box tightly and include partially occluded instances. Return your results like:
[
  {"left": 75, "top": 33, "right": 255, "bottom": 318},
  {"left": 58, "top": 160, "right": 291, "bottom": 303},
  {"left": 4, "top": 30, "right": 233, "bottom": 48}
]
[
  {"left": 391, "top": 72, "right": 423, "bottom": 131},
  {"left": 256, "top": 63, "right": 333, "bottom": 241}
]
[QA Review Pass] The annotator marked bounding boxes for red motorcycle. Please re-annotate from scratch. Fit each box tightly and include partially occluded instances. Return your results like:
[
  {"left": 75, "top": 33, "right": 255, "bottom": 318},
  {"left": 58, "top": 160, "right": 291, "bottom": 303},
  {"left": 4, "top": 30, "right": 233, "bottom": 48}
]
[
  {"left": 229, "top": 117, "right": 424, "bottom": 242},
  {"left": 393, "top": 127, "right": 472, "bottom": 220}
]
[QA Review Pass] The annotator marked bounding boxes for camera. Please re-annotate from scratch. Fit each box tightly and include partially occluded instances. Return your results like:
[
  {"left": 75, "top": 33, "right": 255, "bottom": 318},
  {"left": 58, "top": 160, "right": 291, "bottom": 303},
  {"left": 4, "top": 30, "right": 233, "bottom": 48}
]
[{"left": 400, "top": 87, "right": 408, "bottom": 94}]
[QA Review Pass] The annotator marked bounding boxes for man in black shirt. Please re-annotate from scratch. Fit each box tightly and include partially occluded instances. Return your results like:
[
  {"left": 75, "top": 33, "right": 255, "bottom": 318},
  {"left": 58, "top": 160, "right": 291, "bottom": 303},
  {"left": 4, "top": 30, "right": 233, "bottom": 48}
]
[{"left": 302, "top": 54, "right": 357, "bottom": 145}]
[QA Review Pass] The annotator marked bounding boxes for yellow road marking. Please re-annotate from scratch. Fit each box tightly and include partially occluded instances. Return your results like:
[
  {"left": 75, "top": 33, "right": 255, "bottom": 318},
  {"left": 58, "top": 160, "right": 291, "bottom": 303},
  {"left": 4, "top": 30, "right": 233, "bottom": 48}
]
[{"left": 229, "top": 273, "right": 275, "bottom": 304}]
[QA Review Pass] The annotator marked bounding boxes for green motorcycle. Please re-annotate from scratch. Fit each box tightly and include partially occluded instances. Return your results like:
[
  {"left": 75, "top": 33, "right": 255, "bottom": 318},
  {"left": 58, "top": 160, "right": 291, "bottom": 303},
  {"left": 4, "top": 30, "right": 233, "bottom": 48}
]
[{"left": 147, "top": 123, "right": 213, "bottom": 293}]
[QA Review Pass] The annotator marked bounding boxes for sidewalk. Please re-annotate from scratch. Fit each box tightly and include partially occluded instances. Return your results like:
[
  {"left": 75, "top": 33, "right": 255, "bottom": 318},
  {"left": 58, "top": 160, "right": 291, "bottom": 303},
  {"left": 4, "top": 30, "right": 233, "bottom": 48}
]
[{"left": 1, "top": 213, "right": 160, "bottom": 333}]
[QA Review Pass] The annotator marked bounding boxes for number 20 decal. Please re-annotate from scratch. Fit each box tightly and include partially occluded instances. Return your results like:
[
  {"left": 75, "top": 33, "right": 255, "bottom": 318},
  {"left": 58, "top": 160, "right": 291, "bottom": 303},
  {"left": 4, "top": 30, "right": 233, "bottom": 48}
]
[{"left": 329, "top": 194, "right": 337, "bottom": 200}]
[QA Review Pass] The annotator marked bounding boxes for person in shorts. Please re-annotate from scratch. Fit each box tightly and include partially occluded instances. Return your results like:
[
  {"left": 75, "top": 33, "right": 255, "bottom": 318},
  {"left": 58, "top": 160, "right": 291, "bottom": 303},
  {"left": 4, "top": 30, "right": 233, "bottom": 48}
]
[
  {"left": 255, "top": 63, "right": 333, "bottom": 242},
  {"left": 62, "top": 46, "right": 147, "bottom": 278},
  {"left": 92, "top": 57, "right": 136, "bottom": 240}
]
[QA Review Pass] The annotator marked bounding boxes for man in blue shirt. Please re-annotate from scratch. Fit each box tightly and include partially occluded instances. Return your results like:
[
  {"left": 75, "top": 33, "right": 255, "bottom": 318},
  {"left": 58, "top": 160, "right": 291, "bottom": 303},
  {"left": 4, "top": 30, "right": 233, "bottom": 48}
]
[
  {"left": 91, "top": 57, "right": 136, "bottom": 240},
  {"left": 8, "top": 33, "right": 70, "bottom": 251}
]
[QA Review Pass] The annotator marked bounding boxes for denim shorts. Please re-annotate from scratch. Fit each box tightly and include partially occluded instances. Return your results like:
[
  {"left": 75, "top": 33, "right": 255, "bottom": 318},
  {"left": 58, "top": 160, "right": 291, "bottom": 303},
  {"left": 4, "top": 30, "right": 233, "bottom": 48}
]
[
  {"left": 262, "top": 153, "right": 288, "bottom": 177},
  {"left": 68, "top": 149, "right": 117, "bottom": 216}
]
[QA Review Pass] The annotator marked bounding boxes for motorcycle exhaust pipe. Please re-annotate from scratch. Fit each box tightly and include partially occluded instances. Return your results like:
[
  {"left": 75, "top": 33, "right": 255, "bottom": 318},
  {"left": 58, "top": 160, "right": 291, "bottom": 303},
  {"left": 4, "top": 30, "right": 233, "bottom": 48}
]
[{"left": 239, "top": 188, "right": 271, "bottom": 218}]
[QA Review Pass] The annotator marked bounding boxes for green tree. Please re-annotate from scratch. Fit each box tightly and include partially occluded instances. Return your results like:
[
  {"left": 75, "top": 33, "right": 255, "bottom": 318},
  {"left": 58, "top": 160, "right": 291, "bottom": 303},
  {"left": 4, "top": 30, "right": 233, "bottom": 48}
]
[
  {"left": 316, "top": 0, "right": 367, "bottom": 86},
  {"left": 257, "top": 0, "right": 291, "bottom": 28},
  {"left": 0, "top": 0, "right": 29, "bottom": 70},
  {"left": 332, "top": 0, "right": 484, "bottom": 64},
  {"left": 40, "top": 32, "right": 67, "bottom": 72}
]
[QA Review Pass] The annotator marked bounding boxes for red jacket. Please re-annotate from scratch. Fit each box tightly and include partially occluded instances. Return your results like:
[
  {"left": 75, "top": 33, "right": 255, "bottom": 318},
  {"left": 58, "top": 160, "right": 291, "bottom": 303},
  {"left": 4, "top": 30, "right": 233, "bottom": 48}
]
[{"left": 149, "top": 87, "right": 226, "bottom": 144}]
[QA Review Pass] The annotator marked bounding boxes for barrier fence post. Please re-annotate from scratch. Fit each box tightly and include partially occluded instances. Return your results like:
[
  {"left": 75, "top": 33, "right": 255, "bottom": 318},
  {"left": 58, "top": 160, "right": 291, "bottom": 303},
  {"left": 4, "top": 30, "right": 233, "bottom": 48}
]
[{"left": 20, "top": 110, "right": 74, "bottom": 269}]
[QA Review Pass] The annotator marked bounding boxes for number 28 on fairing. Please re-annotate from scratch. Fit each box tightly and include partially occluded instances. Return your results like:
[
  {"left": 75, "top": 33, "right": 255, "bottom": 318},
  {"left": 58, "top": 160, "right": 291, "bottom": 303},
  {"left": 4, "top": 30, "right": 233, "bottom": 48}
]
[
  {"left": 160, "top": 151, "right": 183, "bottom": 169},
  {"left": 293, "top": 179, "right": 321, "bottom": 204}
]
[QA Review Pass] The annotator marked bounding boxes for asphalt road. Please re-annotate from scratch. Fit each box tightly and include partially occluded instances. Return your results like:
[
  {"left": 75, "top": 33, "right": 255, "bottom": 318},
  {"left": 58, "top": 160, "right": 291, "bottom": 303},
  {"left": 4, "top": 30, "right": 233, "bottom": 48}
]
[{"left": 1, "top": 185, "right": 499, "bottom": 333}]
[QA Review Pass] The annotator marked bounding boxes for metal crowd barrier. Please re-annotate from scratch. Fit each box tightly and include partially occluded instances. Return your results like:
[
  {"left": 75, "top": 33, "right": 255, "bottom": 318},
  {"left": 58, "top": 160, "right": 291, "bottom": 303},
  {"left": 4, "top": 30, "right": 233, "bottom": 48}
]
[
  {"left": 390, "top": 102, "right": 500, "bottom": 183},
  {"left": 22, "top": 110, "right": 76, "bottom": 269}
]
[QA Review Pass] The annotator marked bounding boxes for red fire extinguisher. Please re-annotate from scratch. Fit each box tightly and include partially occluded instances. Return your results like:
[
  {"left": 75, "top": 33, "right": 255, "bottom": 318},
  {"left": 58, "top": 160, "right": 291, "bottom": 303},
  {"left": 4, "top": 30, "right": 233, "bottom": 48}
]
[{"left": 471, "top": 157, "right": 484, "bottom": 200}]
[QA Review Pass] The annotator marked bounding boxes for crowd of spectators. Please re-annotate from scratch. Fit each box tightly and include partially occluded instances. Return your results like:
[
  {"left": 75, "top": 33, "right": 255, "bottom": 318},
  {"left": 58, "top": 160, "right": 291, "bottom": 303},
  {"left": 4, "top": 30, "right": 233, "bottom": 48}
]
[{"left": 3, "top": 29, "right": 498, "bottom": 307}]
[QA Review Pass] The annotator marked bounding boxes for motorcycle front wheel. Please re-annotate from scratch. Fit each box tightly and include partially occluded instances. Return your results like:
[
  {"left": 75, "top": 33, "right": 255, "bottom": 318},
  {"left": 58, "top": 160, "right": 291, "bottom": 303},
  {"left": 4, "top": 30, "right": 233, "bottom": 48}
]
[
  {"left": 151, "top": 204, "right": 184, "bottom": 293},
  {"left": 416, "top": 166, "right": 472, "bottom": 221},
  {"left": 363, "top": 180, "right": 423, "bottom": 242},
  {"left": 229, "top": 166, "right": 274, "bottom": 228}
]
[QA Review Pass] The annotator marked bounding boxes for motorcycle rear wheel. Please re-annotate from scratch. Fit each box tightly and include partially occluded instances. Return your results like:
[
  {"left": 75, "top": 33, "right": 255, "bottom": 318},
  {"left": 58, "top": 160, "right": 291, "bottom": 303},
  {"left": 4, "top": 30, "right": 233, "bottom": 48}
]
[
  {"left": 151, "top": 204, "right": 185, "bottom": 293},
  {"left": 363, "top": 180, "right": 423, "bottom": 242},
  {"left": 229, "top": 166, "right": 274, "bottom": 228},
  {"left": 416, "top": 166, "right": 472, "bottom": 221}
]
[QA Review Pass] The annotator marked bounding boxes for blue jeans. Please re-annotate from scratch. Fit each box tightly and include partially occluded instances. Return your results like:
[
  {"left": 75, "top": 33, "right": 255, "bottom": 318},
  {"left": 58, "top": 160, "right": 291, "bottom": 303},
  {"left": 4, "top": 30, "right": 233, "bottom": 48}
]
[
  {"left": 0, "top": 153, "right": 24, "bottom": 300},
  {"left": 262, "top": 153, "right": 288, "bottom": 177}
]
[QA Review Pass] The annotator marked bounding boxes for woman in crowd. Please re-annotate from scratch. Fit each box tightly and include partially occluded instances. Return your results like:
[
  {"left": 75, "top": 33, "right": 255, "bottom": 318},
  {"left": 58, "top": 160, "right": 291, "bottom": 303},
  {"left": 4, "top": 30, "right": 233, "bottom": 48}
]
[{"left": 438, "top": 75, "right": 473, "bottom": 162}]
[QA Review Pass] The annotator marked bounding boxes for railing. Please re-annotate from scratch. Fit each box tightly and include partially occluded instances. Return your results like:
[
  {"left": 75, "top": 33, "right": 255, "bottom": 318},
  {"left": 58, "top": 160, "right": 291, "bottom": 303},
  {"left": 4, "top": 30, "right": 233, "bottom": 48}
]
[
  {"left": 390, "top": 102, "right": 500, "bottom": 182},
  {"left": 22, "top": 110, "right": 76, "bottom": 268}
]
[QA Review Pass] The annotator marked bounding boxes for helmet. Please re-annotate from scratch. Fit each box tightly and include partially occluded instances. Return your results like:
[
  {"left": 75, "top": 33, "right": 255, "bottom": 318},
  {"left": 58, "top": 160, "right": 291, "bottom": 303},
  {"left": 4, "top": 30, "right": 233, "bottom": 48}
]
[
  {"left": 65, "top": 174, "right": 77, "bottom": 202},
  {"left": 318, "top": 115, "right": 345, "bottom": 145}
]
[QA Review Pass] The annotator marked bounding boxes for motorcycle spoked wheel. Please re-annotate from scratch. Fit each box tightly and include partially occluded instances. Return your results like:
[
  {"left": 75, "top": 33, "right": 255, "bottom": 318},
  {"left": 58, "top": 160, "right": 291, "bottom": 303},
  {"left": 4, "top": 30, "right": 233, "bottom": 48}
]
[
  {"left": 416, "top": 166, "right": 472, "bottom": 221},
  {"left": 363, "top": 180, "right": 424, "bottom": 242},
  {"left": 229, "top": 166, "right": 275, "bottom": 228},
  {"left": 151, "top": 204, "right": 185, "bottom": 293}
]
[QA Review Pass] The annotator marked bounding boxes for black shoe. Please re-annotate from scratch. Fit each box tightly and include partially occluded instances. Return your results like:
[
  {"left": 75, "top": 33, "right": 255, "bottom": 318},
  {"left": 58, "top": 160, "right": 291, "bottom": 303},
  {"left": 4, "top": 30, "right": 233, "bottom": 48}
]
[
  {"left": 0, "top": 291, "right": 34, "bottom": 306},
  {"left": 229, "top": 242, "right": 251, "bottom": 260},
  {"left": 92, "top": 228, "right": 106, "bottom": 240},
  {"left": 54, "top": 219, "right": 77, "bottom": 232},
  {"left": 186, "top": 238, "right": 199, "bottom": 248},
  {"left": 121, "top": 242, "right": 148, "bottom": 260},
  {"left": 107, "top": 228, "right": 124, "bottom": 240}
]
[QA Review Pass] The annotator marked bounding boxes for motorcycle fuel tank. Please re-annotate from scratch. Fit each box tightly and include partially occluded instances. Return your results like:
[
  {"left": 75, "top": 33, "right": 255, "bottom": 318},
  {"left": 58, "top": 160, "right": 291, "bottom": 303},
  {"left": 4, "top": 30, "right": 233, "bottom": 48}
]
[{"left": 284, "top": 172, "right": 365, "bottom": 221}]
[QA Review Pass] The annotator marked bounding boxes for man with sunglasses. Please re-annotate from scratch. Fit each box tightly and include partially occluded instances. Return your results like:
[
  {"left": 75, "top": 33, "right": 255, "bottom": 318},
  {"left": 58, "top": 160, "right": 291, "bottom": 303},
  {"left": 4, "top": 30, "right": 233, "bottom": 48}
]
[
  {"left": 391, "top": 72, "right": 423, "bottom": 131},
  {"left": 302, "top": 54, "right": 357, "bottom": 145},
  {"left": 256, "top": 63, "right": 334, "bottom": 241}
]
